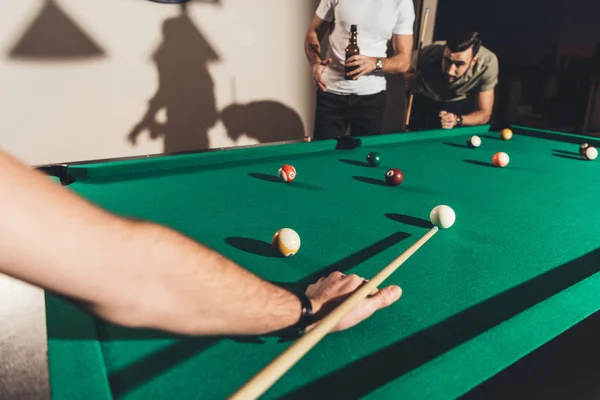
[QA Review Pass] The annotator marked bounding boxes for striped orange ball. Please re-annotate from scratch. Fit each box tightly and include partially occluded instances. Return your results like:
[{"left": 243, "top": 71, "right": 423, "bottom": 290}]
[
  {"left": 272, "top": 228, "right": 301, "bottom": 257},
  {"left": 492, "top": 152, "right": 510, "bottom": 167}
]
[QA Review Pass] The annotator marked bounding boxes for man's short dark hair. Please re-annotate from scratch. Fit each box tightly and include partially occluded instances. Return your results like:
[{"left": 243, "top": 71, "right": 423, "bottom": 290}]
[{"left": 447, "top": 31, "right": 482, "bottom": 57}]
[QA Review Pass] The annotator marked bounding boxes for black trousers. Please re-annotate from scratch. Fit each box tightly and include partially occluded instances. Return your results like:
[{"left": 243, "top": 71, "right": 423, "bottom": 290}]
[
  {"left": 313, "top": 90, "right": 387, "bottom": 140},
  {"left": 409, "top": 93, "right": 475, "bottom": 130}
]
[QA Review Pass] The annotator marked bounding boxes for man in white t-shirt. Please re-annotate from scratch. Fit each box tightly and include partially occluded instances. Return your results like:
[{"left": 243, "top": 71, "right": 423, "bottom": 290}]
[{"left": 305, "top": 0, "right": 415, "bottom": 140}]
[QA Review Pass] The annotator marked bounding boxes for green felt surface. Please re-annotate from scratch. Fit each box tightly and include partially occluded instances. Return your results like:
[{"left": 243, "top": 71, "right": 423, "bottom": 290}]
[{"left": 45, "top": 125, "right": 600, "bottom": 399}]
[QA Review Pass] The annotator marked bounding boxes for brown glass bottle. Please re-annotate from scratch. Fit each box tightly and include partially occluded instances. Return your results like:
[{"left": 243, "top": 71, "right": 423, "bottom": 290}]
[{"left": 345, "top": 25, "right": 359, "bottom": 80}]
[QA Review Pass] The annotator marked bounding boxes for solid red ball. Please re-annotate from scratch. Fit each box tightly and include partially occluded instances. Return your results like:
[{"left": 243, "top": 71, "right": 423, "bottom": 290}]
[{"left": 385, "top": 168, "right": 404, "bottom": 186}]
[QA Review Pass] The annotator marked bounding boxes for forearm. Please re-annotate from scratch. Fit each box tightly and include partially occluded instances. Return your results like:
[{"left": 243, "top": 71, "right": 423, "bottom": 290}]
[
  {"left": 462, "top": 109, "right": 492, "bottom": 126},
  {"left": 380, "top": 54, "right": 411, "bottom": 74},
  {"left": 305, "top": 32, "right": 322, "bottom": 65},
  {"left": 105, "top": 221, "right": 302, "bottom": 336},
  {"left": 0, "top": 151, "right": 301, "bottom": 336}
]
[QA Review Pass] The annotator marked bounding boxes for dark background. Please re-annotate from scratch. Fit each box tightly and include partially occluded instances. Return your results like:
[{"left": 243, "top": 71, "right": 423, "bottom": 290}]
[{"left": 434, "top": 0, "right": 600, "bottom": 133}]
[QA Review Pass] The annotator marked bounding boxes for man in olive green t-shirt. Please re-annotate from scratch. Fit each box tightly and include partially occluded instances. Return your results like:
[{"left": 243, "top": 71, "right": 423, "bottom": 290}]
[{"left": 407, "top": 31, "right": 499, "bottom": 130}]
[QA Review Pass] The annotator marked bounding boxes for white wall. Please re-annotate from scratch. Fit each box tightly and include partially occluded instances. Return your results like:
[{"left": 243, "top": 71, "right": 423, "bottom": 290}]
[{"left": 0, "top": 0, "right": 316, "bottom": 165}]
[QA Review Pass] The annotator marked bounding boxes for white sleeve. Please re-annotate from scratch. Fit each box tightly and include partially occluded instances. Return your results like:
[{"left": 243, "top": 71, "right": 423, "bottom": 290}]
[
  {"left": 393, "top": 0, "right": 416, "bottom": 35},
  {"left": 315, "top": 0, "right": 336, "bottom": 22}
]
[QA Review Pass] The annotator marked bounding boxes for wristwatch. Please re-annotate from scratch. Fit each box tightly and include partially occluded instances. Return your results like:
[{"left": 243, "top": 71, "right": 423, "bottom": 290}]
[
  {"left": 375, "top": 58, "right": 383, "bottom": 71},
  {"left": 456, "top": 115, "right": 463, "bottom": 126},
  {"left": 278, "top": 291, "right": 314, "bottom": 340}
]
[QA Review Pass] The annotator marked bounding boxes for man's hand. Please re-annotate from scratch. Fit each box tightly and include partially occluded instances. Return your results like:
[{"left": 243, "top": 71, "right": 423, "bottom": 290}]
[
  {"left": 312, "top": 58, "right": 332, "bottom": 92},
  {"left": 440, "top": 111, "right": 458, "bottom": 129},
  {"left": 305, "top": 271, "right": 402, "bottom": 332},
  {"left": 345, "top": 55, "right": 378, "bottom": 80},
  {"left": 344, "top": 34, "right": 413, "bottom": 79}
]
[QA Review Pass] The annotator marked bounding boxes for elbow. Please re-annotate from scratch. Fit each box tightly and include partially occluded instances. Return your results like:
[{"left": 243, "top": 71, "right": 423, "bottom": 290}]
[
  {"left": 82, "top": 222, "right": 190, "bottom": 333},
  {"left": 89, "top": 290, "right": 197, "bottom": 335},
  {"left": 391, "top": 58, "right": 411, "bottom": 74},
  {"left": 398, "top": 60, "right": 411, "bottom": 74},
  {"left": 482, "top": 111, "right": 492, "bottom": 124},
  {"left": 472, "top": 108, "right": 492, "bottom": 125},
  {"left": 84, "top": 297, "right": 150, "bottom": 331}
]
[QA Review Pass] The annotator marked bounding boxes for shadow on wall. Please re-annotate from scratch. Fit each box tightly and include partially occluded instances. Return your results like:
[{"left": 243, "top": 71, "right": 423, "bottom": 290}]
[
  {"left": 128, "top": 5, "right": 218, "bottom": 153},
  {"left": 128, "top": 3, "right": 306, "bottom": 153},
  {"left": 220, "top": 101, "right": 306, "bottom": 143},
  {"left": 9, "top": 0, "right": 105, "bottom": 60},
  {"left": 6, "top": 0, "right": 305, "bottom": 153}
]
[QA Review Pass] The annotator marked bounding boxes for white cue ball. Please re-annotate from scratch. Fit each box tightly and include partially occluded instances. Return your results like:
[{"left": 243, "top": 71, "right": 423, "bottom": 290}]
[
  {"left": 468, "top": 135, "right": 481, "bottom": 148},
  {"left": 584, "top": 146, "right": 598, "bottom": 161},
  {"left": 430, "top": 205, "right": 456, "bottom": 229}
]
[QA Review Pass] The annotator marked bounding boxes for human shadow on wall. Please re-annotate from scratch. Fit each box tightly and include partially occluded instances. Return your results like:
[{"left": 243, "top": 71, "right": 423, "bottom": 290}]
[
  {"left": 220, "top": 101, "right": 306, "bottom": 143},
  {"left": 9, "top": 0, "right": 105, "bottom": 60},
  {"left": 128, "top": 5, "right": 306, "bottom": 152},
  {"left": 128, "top": 6, "right": 219, "bottom": 153}
]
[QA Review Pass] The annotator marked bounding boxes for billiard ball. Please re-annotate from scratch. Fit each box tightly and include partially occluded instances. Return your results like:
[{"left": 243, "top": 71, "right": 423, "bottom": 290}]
[
  {"left": 366, "top": 152, "right": 381, "bottom": 167},
  {"left": 500, "top": 128, "right": 513, "bottom": 140},
  {"left": 492, "top": 152, "right": 510, "bottom": 167},
  {"left": 430, "top": 205, "right": 456, "bottom": 229},
  {"left": 278, "top": 164, "right": 296, "bottom": 182},
  {"left": 582, "top": 146, "right": 598, "bottom": 161},
  {"left": 385, "top": 168, "right": 404, "bottom": 186},
  {"left": 272, "top": 228, "right": 301, "bottom": 257},
  {"left": 467, "top": 135, "right": 481, "bottom": 148},
  {"left": 580, "top": 143, "right": 590, "bottom": 157}
]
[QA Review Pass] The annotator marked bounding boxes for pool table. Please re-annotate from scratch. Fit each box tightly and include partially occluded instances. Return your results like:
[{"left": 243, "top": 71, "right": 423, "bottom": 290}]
[{"left": 36, "top": 124, "right": 600, "bottom": 399}]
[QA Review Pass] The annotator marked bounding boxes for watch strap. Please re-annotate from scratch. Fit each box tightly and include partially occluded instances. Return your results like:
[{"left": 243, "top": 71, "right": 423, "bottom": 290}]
[{"left": 278, "top": 291, "right": 314, "bottom": 340}]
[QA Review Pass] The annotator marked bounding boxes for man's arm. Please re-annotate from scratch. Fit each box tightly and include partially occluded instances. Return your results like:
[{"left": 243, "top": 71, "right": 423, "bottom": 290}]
[
  {"left": 0, "top": 150, "right": 401, "bottom": 336},
  {"left": 462, "top": 89, "right": 494, "bottom": 125},
  {"left": 381, "top": 34, "right": 414, "bottom": 74},
  {"left": 440, "top": 89, "right": 495, "bottom": 128},
  {"left": 456, "top": 54, "right": 499, "bottom": 127},
  {"left": 346, "top": 34, "right": 413, "bottom": 79},
  {"left": 304, "top": 14, "right": 331, "bottom": 66},
  {"left": 305, "top": 14, "right": 333, "bottom": 92}
]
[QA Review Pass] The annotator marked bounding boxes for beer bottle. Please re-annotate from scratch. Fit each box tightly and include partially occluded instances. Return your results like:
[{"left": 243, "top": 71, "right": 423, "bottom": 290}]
[{"left": 345, "top": 25, "right": 359, "bottom": 81}]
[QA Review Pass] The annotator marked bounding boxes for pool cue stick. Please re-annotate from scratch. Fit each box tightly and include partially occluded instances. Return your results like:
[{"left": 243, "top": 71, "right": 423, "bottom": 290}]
[
  {"left": 405, "top": 7, "right": 430, "bottom": 130},
  {"left": 229, "top": 226, "right": 440, "bottom": 400}
]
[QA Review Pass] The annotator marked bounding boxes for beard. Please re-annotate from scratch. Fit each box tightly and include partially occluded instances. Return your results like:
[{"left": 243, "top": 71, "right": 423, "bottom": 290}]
[{"left": 445, "top": 73, "right": 459, "bottom": 83}]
